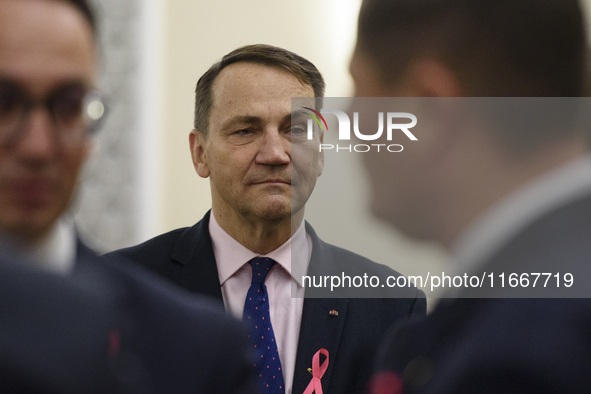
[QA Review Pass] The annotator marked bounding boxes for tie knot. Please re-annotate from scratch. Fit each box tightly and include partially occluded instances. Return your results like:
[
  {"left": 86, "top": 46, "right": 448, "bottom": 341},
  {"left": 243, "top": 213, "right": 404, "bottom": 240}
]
[{"left": 248, "top": 257, "right": 276, "bottom": 284}]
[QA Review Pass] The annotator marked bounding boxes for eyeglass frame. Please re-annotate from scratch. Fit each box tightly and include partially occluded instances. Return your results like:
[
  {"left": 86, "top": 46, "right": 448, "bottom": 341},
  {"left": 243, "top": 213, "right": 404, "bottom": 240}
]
[{"left": 0, "top": 79, "right": 108, "bottom": 147}]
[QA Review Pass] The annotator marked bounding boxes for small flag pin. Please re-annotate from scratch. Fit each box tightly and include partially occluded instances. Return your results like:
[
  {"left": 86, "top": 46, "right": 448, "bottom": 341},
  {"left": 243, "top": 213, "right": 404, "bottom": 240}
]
[{"left": 329, "top": 310, "right": 338, "bottom": 317}]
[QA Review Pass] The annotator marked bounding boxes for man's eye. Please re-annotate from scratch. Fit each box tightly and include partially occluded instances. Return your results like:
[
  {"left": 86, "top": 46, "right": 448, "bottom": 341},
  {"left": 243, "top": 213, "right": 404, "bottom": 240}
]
[
  {"left": 291, "top": 126, "right": 306, "bottom": 134},
  {"left": 237, "top": 129, "right": 253, "bottom": 136},
  {"left": 50, "top": 88, "right": 86, "bottom": 128},
  {"left": 0, "top": 87, "right": 22, "bottom": 124},
  {"left": 290, "top": 125, "right": 310, "bottom": 141}
]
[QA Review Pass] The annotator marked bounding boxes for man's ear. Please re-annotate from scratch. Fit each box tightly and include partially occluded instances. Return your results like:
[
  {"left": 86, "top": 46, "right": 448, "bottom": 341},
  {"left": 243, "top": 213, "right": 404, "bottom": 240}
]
[
  {"left": 189, "top": 129, "right": 210, "bottom": 178},
  {"left": 407, "top": 58, "right": 465, "bottom": 97},
  {"left": 403, "top": 59, "right": 470, "bottom": 163}
]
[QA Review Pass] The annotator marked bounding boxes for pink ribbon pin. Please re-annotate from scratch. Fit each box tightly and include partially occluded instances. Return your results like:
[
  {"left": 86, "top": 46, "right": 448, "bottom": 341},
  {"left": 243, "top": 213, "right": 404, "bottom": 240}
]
[{"left": 303, "top": 348, "right": 329, "bottom": 394}]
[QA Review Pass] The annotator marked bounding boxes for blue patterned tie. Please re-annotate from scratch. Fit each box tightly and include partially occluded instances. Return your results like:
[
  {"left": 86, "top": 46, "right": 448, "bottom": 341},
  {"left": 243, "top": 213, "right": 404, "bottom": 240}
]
[{"left": 243, "top": 257, "right": 285, "bottom": 394}]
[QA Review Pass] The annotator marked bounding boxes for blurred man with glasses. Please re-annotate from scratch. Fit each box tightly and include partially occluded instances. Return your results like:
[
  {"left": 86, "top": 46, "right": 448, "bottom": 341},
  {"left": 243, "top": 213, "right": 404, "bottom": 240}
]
[
  {"left": 0, "top": 1, "right": 104, "bottom": 263},
  {"left": 0, "top": 1, "right": 254, "bottom": 392}
]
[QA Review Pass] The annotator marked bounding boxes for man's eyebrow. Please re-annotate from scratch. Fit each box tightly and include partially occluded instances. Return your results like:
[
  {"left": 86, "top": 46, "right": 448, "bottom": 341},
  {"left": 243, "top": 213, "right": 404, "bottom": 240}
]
[
  {"left": 0, "top": 77, "right": 92, "bottom": 95},
  {"left": 221, "top": 115, "right": 261, "bottom": 130},
  {"left": 288, "top": 111, "right": 307, "bottom": 122},
  {"left": 221, "top": 113, "right": 300, "bottom": 129}
]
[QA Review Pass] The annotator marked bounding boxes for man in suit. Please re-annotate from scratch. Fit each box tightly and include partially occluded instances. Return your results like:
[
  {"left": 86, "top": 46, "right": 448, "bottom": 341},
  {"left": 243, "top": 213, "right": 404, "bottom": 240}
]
[
  {"left": 107, "top": 44, "right": 426, "bottom": 394},
  {"left": 349, "top": 0, "right": 591, "bottom": 393},
  {"left": 0, "top": 0, "right": 254, "bottom": 392}
]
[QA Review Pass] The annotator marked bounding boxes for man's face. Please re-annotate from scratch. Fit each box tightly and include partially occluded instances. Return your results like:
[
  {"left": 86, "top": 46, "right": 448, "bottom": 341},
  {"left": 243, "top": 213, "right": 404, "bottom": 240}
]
[
  {"left": 0, "top": 0, "right": 95, "bottom": 240},
  {"left": 190, "top": 62, "right": 324, "bottom": 226},
  {"left": 349, "top": 48, "right": 440, "bottom": 240}
]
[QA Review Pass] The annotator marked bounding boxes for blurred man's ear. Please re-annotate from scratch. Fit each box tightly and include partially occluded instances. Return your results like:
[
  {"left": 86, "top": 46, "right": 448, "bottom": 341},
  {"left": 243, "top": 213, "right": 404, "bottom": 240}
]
[
  {"left": 189, "top": 129, "right": 210, "bottom": 178},
  {"left": 349, "top": 48, "right": 392, "bottom": 97},
  {"left": 406, "top": 59, "right": 465, "bottom": 97}
]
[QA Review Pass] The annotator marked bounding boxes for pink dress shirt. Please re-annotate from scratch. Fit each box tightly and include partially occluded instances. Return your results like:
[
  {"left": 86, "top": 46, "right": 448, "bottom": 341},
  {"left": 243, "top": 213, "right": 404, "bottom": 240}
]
[{"left": 209, "top": 214, "right": 312, "bottom": 394}]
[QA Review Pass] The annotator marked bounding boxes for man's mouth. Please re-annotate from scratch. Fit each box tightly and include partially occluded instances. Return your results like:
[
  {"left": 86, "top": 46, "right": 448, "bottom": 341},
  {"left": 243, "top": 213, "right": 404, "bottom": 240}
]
[{"left": 9, "top": 179, "right": 55, "bottom": 207}]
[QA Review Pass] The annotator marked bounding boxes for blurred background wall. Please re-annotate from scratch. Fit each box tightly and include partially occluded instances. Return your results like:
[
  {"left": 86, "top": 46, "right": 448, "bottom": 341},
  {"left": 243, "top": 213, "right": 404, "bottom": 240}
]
[{"left": 77, "top": 0, "right": 591, "bottom": 289}]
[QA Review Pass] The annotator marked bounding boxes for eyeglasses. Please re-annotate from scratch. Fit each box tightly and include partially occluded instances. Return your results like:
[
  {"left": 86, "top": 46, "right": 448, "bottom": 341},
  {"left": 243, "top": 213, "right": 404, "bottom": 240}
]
[{"left": 0, "top": 81, "right": 107, "bottom": 147}]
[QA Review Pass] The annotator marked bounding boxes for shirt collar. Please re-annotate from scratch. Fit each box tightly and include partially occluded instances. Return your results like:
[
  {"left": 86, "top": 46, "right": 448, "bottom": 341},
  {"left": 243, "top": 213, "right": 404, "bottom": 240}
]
[
  {"left": 0, "top": 215, "right": 77, "bottom": 275},
  {"left": 451, "top": 153, "right": 591, "bottom": 276},
  {"left": 209, "top": 213, "right": 309, "bottom": 286}
]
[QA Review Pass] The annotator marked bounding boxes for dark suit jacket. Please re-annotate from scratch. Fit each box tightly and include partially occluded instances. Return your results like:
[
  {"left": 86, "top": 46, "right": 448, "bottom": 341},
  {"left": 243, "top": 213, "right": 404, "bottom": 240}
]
[
  {"left": 76, "top": 242, "right": 256, "bottom": 394},
  {"left": 0, "top": 253, "right": 118, "bottom": 394},
  {"left": 0, "top": 242, "right": 255, "bottom": 394},
  {"left": 106, "top": 211, "right": 426, "bottom": 394},
  {"left": 372, "top": 193, "right": 591, "bottom": 394}
]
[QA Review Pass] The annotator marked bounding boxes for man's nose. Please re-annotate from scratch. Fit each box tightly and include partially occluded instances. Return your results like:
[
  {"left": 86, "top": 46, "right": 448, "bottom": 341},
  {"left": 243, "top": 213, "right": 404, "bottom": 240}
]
[
  {"left": 256, "top": 129, "right": 290, "bottom": 165},
  {"left": 17, "top": 108, "right": 58, "bottom": 160}
]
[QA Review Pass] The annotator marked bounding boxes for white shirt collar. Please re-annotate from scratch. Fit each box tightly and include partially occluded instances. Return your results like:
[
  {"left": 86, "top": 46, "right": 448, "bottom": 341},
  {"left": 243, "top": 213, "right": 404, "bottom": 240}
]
[
  {"left": 451, "top": 153, "right": 591, "bottom": 277},
  {"left": 0, "top": 216, "right": 77, "bottom": 275},
  {"left": 209, "top": 213, "right": 310, "bottom": 287}
]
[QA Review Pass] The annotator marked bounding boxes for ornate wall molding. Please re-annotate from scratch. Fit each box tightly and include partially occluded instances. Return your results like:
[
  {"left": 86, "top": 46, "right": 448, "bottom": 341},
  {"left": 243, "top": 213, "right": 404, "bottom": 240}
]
[{"left": 75, "top": 0, "right": 142, "bottom": 253}]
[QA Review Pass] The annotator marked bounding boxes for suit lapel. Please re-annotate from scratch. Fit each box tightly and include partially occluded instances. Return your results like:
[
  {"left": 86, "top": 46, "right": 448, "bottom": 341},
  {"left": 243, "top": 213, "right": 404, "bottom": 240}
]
[
  {"left": 169, "top": 211, "right": 225, "bottom": 305},
  {"left": 292, "top": 223, "right": 349, "bottom": 393},
  {"left": 292, "top": 297, "right": 348, "bottom": 394}
]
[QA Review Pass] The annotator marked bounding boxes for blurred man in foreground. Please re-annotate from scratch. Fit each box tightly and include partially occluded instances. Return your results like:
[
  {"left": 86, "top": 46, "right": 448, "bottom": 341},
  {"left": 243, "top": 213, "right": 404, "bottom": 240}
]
[
  {"left": 350, "top": 0, "right": 591, "bottom": 393},
  {"left": 0, "top": 0, "right": 253, "bottom": 392}
]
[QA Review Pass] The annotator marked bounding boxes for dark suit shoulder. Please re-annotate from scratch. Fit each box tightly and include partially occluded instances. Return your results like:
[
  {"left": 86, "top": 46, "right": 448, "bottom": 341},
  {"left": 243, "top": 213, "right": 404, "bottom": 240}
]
[
  {"left": 103, "top": 212, "right": 224, "bottom": 301},
  {"left": 326, "top": 241, "right": 427, "bottom": 314},
  {"left": 104, "top": 227, "right": 189, "bottom": 267},
  {"left": 305, "top": 223, "right": 425, "bottom": 303},
  {"left": 321, "top": 240, "right": 407, "bottom": 277},
  {"left": 306, "top": 222, "right": 405, "bottom": 276},
  {"left": 81, "top": 241, "right": 255, "bottom": 394},
  {"left": 0, "top": 254, "right": 119, "bottom": 394},
  {"left": 378, "top": 298, "right": 591, "bottom": 394}
]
